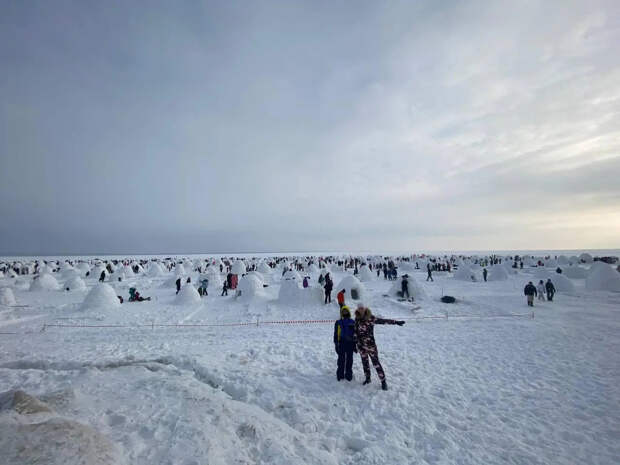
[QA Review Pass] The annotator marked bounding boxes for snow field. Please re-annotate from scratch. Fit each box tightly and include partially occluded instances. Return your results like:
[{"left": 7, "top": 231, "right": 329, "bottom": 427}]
[{"left": 0, "top": 256, "right": 619, "bottom": 465}]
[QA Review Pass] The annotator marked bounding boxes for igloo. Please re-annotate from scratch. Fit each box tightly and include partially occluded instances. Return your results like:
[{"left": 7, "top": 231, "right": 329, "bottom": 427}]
[
  {"left": 388, "top": 275, "right": 426, "bottom": 300},
  {"left": 258, "top": 262, "right": 273, "bottom": 274},
  {"left": 174, "top": 284, "right": 201, "bottom": 305},
  {"left": 488, "top": 265, "right": 509, "bottom": 281},
  {"left": 81, "top": 283, "right": 121, "bottom": 310},
  {"left": 231, "top": 261, "right": 246, "bottom": 275},
  {"left": 278, "top": 278, "right": 323, "bottom": 305},
  {"left": 357, "top": 265, "right": 375, "bottom": 282},
  {"left": 335, "top": 275, "right": 365, "bottom": 302},
  {"left": 549, "top": 275, "right": 575, "bottom": 293},
  {"left": 579, "top": 253, "right": 594, "bottom": 263},
  {"left": 64, "top": 277, "right": 86, "bottom": 291},
  {"left": 282, "top": 269, "right": 302, "bottom": 281},
  {"left": 30, "top": 273, "right": 60, "bottom": 291},
  {"left": 453, "top": 266, "right": 480, "bottom": 282},
  {"left": 147, "top": 263, "right": 165, "bottom": 277},
  {"left": 237, "top": 274, "right": 265, "bottom": 301},
  {"left": 585, "top": 263, "right": 620, "bottom": 292},
  {"left": 564, "top": 265, "right": 588, "bottom": 279}
]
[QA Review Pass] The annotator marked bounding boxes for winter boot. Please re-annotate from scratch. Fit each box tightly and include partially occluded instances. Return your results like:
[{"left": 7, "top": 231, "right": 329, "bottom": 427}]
[
  {"left": 363, "top": 377, "right": 371, "bottom": 386},
  {"left": 381, "top": 380, "right": 388, "bottom": 391}
]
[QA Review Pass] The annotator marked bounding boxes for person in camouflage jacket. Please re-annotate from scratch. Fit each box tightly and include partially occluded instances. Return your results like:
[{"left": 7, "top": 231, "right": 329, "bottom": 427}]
[{"left": 354, "top": 305, "right": 405, "bottom": 391}]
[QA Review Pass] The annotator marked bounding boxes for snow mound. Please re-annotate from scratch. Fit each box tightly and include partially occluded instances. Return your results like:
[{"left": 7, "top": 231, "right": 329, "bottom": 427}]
[
  {"left": 30, "top": 274, "right": 60, "bottom": 291},
  {"left": 564, "top": 265, "right": 588, "bottom": 279},
  {"left": 174, "top": 285, "right": 201, "bottom": 305},
  {"left": 231, "top": 261, "right": 246, "bottom": 275},
  {"left": 388, "top": 275, "right": 426, "bottom": 300},
  {"left": 258, "top": 262, "right": 272, "bottom": 274},
  {"left": 585, "top": 263, "right": 620, "bottom": 292},
  {"left": 579, "top": 253, "right": 593, "bottom": 263},
  {"left": 453, "top": 266, "right": 480, "bottom": 282},
  {"left": 282, "top": 269, "right": 302, "bottom": 281},
  {"left": 0, "top": 287, "right": 17, "bottom": 306},
  {"left": 278, "top": 279, "right": 324, "bottom": 305},
  {"left": 335, "top": 275, "right": 365, "bottom": 301},
  {"left": 550, "top": 275, "right": 576, "bottom": 293},
  {"left": 237, "top": 274, "right": 265, "bottom": 301},
  {"left": 147, "top": 263, "right": 164, "bottom": 277},
  {"left": 488, "top": 265, "right": 509, "bottom": 281},
  {"left": 81, "top": 283, "right": 121, "bottom": 310},
  {"left": 64, "top": 277, "right": 86, "bottom": 292},
  {"left": 357, "top": 265, "right": 374, "bottom": 282},
  {"left": 174, "top": 264, "right": 187, "bottom": 277}
]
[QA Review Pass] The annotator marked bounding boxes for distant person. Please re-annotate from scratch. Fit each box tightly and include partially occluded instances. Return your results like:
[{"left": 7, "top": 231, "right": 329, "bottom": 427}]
[
  {"left": 318, "top": 273, "right": 324, "bottom": 285},
  {"left": 175, "top": 278, "right": 181, "bottom": 294},
  {"left": 546, "top": 279, "right": 556, "bottom": 302},
  {"left": 303, "top": 276, "right": 309, "bottom": 288},
  {"left": 354, "top": 304, "right": 405, "bottom": 391},
  {"left": 520, "top": 261, "right": 524, "bottom": 269},
  {"left": 556, "top": 267, "right": 563, "bottom": 274},
  {"left": 128, "top": 287, "right": 150, "bottom": 302},
  {"left": 333, "top": 306, "right": 356, "bottom": 382},
  {"left": 426, "top": 263, "right": 433, "bottom": 282},
  {"left": 186, "top": 277, "right": 191, "bottom": 284},
  {"left": 537, "top": 280, "right": 546, "bottom": 301},
  {"left": 401, "top": 276, "right": 409, "bottom": 299},
  {"left": 483, "top": 268, "right": 488, "bottom": 282},
  {"left": 337, "top": 289, "right": 346, "bottom": 308},
  {"left": 99, "top": 271, "right": 106, "bottom": 282},
  {"left": 524, "top": 281, "right": 537, "bottom": 307},
  {"left": 221, "top": 280, "right": 228, "bottom": 296},
  {"left": 324, "top": 273, "right": 333, "bottom": 304},
  {"left": 199, "top": 278, "right": 209, "bottom": 297}
]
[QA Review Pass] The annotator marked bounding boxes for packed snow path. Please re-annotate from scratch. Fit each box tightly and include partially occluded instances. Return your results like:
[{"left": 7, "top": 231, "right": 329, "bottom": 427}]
[{"left": 1, "top": 268, "right": 619, "bottom": 464}]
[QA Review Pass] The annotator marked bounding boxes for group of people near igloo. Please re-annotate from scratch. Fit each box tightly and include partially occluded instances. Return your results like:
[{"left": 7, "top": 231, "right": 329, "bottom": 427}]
[{"left": 332, "top": 292, "right": 405, "bottom": 390}]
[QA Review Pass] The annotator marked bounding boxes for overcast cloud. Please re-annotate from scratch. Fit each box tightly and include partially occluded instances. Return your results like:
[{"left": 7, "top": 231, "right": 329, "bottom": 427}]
[{"left": 1, "top": 0, "right": 619, "bottom": 255}]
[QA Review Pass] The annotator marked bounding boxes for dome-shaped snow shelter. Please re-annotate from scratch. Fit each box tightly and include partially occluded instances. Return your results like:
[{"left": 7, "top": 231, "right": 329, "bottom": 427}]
[
  {"left": 586, "top": 262, "right": 620, "bottom": 292},
  {"left": 388, "top": 275, "right": 426, "bottom": 300},
  {"left": 175, "top": 264, "right": 187, "bottom": 277},
  {"left": 357, "top": 265, "right": 375, "bottom": 282},
  {"left": 453, "top": 266, "right": 480, "bottom": 282},
  {"left": 64, "top": 277, "right": 86, "bottom": 291},
  {"left": 282, "top": 269, "right": 302, "bottom": 281},
  {"left": 76, "top": 262, "right": 90, "bottom": 273},
  {"left": 147, "top": 263, "right": 165, "bottom": 277},
  {"left": 550, "top": 274, "right": 575, "bottom": 293},
  {"left": 237, "top": 274, "right": 265, "bottom": 301},
  {"left": 0, "top": 287, "right": 17, "bottom": 306},
  {"left": 81, "top": 283, "right": 121, "bottom": 310},
  {"left": 231, "top": 261, "right": 246, "bottom": 275},
  {"left": 91, "top": 265, "right": 106, "bottom": 279},
  {"left": 278, "top": 278, "right": 324, "bottom": 305},
  {"left": 335, "top": 275, "right": 365, "bottom": 302},
  {"left": 579, "top": 253, "right": 594, "bottom": 263},
  {"left": 30, "top": 273, "right": 60, "bottom": 291},
  {"left": 258, "top": 262, "right": 272, "bottom": 274},
  {"left": 558, "top": 255, "right": 570, "bottom": 265},
  {"left": 564, "top": 265, "right": 588, "bottom": 279},
  {"left": 533, "top": 269, "right": 551, "bottom": 280},
  {"left": 488, "top": 265, "right": 509, "bottom": 281},
  {"left": 174, "top": 284, "right": 201, "bottom": 305},
  {"left": 307, "top": 263, "right": 320, "bottom": 274}
]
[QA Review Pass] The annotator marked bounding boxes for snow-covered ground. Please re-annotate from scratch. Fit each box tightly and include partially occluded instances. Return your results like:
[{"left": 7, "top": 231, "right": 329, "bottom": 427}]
[{"left": 1, "top": 259, "right": 619, "bottom": 464}]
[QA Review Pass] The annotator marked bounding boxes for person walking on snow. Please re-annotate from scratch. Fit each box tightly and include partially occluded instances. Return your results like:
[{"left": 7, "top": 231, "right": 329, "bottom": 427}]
[
  {"left": 354, "top": 304, "right": 405, "bottom": 391},
  {"left": 524, "top": 281, "right": 537, "bottom": 307},
  {"left": 483, "top": 268, "right": 488, "bottom": 282},
  {"left": 337, "top": 289, "right": 346, "bottom": 309},
  {"left": 175, "top": 277, "right": 181, "bottom": 294},
  {"left": 426, "top": 263, "right": 433, "bottom": 282},
  {"left": 221, "top": 280, "right": 228, "bottom": 296},
  {"left": 537, "top": 280, "right": 546, "bottom": 301},
  {"left": 546, "top": 279, "right": 556, "bottom": 302},
  {"left": 333, "top": 306, "right": 356, "bottom": 381}
]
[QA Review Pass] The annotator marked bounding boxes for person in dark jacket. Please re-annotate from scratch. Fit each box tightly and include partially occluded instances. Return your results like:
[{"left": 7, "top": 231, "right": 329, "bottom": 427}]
[
  {"left": 99, "top": 270, "right": 106, "bottom": 282},
  {"left": 426, "top": 263, "right": 433, "bottom": 282},
  {"left": 483, "top": 268, "right": 488, "bottom": 282},
  {"left": 524, "top": 281, "right": 537, "bottom": 306},
  {"left": 175, "top": 277, "right": 181, "bottom": 294},
  {"left": 221, "top": 280, "right": 228, "bottom": 296},
  {"left": 545, "top": 279, "right": 556, "bottom": 301},
  {"left": 401, "top": 276, "right": 409, "bottom": 299},
  {"left": 324, "top": 273, "right": 333, "bottom": 304},
  {"left": 354, "top": 305, "right": 405, "bottom": 391},
  {"left": 333, "top": 306, "right": 356, "bottom": 381}
]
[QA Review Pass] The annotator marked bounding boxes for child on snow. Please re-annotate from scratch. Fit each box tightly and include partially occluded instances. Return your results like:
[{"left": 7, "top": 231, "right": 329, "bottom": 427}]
[
  {"left": 333, "top": 306, "right": 356, "bottom": 381},
  {"left": 537, "top": 280, "right": 545, "bottom": 301}
]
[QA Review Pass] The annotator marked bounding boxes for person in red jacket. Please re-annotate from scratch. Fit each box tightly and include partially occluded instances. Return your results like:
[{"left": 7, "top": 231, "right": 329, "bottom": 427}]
[{"left": 337, "top": 289, "right": 346, "bottom": 309}]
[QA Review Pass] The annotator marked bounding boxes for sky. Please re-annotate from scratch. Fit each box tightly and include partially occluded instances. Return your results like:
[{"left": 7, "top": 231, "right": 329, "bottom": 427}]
[{"left": 1, "top": 0, "right": 619, "bottom": 255}]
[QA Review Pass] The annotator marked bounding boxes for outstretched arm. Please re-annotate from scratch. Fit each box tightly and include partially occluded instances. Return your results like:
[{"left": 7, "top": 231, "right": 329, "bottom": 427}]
[{"left": 375, "top": 317, "right": 405, "bottom": 326}]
